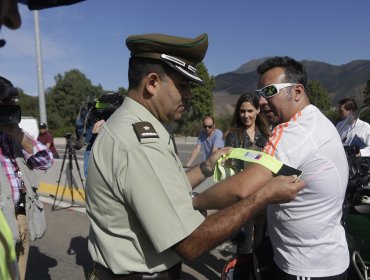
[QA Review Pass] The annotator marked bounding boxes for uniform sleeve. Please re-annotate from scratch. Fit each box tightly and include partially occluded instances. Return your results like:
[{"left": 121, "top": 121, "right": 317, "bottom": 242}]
[{"left": 124, "top": 142, "right": 204, "bottom": 253}]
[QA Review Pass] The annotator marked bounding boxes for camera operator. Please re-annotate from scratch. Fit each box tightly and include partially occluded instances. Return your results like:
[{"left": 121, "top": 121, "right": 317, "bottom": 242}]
[
  {"left": 0, "top": 76, "right": 53, "bottom": 280},
  {"left": 336, "top": 98, "right": 370, "bottom": 157},
  {"left": 75, "top": 92, "right": 124, "bottom": 177}
]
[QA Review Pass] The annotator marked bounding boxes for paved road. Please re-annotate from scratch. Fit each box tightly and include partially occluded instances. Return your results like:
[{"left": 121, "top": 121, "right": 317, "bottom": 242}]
[{"left": 26, "top": 137, "right": 236, "bottom": 279}]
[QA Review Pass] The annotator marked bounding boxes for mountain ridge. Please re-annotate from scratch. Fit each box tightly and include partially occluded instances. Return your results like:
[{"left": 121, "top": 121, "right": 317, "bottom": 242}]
[{"left": 212, "top": 58, "right": 370, "bottom": 116}]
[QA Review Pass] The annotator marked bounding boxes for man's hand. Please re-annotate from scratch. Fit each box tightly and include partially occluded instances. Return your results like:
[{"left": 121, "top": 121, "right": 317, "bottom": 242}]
[
  {"left": 263, "top": 175, "right": 305, "bottom": 204},
  {"left": 205, "top": 147, "right": 233, "bottom": 169},
  {"left": 92, "top": 120, "right": 105, "bottom": 134}
]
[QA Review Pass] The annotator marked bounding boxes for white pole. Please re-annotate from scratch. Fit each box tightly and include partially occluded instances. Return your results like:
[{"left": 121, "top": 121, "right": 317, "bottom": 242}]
[{"left": 34, "top": 10, "right": 47, "bottom": 123}]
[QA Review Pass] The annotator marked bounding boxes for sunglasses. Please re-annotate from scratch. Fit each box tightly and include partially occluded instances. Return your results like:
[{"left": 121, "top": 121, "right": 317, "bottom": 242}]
[
  {"left": 203, "top": 125, "right": 214, "bottom": 129},
  {"left": 256, "top": 83, "right": 297, "bottom": 99}
]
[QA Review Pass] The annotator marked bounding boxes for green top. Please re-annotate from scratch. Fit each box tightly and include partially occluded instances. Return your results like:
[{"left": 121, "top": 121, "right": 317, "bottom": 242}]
[{"left": 85, "top": 97, "right": 204, "bottom": 274}]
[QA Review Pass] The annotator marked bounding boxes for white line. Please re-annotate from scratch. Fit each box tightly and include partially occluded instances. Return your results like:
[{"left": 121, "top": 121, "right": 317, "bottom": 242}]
[{"left": 39, "top": 196, "right": 86, "bottom": 214}]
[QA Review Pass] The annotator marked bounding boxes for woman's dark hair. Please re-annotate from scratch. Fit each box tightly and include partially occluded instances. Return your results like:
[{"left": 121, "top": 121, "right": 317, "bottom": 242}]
[{"left": 229, "top": 93, "right": 270, "bottom": 141}]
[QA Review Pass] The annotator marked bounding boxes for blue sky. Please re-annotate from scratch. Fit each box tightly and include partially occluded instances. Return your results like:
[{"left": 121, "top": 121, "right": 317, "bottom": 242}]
[{"left": 0, "top": 0, "right": 369, "bottom": 96}]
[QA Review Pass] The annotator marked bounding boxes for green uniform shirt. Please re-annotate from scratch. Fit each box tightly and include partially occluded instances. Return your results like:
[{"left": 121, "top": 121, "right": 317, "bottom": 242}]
[{"left": 86, "top": 97, "right": 205, "bottom": 274}]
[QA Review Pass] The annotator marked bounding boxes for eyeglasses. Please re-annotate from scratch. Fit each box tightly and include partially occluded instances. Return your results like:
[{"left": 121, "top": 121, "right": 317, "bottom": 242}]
[
  {"left": 203, "top": 125, "right": 214, "bottom": 129},
  {"left": 256, "top": 83, "right": 297, "bottom": 99}
]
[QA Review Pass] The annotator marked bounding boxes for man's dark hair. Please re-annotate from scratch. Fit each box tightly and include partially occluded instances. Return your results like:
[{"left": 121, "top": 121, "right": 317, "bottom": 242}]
[
  {"left": 338, "top": 98, "right": 358, "bottom": 111},
  {"left": 257, "top": 56, "right": 307, "bottom": 87},
  {"left": 128, "top": 57, "right": 172, "bottom": 90}
]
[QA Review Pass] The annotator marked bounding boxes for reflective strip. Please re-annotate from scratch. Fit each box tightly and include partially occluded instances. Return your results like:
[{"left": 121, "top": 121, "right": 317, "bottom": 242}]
[{"left": 213, "top": 148, "right": 302, "bottom": 182}]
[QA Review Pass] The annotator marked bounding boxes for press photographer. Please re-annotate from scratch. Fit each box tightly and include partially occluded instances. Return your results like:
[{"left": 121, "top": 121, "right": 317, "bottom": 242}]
[
  {"left": 0, "top": 75, "right": 53, "bottom": 280},
  {"left": 74, "top": 92, "right": 124, "bottom": 176},
  {"left": 0, "top": 76, "right": 21, "bottom": 125}
]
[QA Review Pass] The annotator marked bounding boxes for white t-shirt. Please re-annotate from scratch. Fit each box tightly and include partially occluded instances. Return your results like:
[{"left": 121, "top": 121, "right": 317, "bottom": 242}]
[
  {"left": 263, "top": 105, "right": 349, "bottom": 277},
  {"left": 336, "top": 118, "right": 370, "bottom": 157}
]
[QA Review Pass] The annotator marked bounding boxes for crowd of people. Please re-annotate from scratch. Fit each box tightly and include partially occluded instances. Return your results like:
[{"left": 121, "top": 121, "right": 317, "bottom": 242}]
[{"left": 0, "top": 1, "right": 370, "bottom": 280}]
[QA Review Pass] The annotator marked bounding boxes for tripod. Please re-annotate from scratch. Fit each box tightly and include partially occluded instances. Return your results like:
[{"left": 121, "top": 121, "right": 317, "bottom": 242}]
[{"left": 52, "top": 134, "right": 85, "bottom": 210}]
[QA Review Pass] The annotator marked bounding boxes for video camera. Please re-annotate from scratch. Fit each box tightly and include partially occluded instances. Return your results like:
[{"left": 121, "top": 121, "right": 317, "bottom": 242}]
[
  {"left": 74, "top": 92, "right": 124, "bottom": 149},
  {"left": 0, "top": 76, "right": 21, "bottom": 125},
  {"left": 89, "top": 93, "right": 124, "bottom": 123}
]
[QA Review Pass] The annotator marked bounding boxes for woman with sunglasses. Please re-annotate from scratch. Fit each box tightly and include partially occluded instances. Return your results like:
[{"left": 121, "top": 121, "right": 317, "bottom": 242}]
[{"left": 224, "top": 93, "right": 270, "bottom": 257}]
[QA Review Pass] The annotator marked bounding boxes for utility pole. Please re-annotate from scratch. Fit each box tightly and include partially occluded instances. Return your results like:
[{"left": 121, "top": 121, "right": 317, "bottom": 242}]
[{"left": 34, "top": 10, "right": 47, "bottom": 123}]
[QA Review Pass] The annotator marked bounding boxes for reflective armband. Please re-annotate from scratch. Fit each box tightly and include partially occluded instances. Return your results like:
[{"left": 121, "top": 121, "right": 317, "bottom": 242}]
[{"left": 213, "top": 148, "right": 302, "bottom": 182}]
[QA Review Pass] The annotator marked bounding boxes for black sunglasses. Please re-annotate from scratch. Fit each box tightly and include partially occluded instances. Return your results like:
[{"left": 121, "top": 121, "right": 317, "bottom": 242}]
[{"left": 203, "top": 125, "right": 214, "bottom": 129}]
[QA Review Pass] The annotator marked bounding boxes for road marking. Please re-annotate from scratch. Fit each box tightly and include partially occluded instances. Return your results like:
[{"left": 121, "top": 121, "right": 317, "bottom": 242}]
[
  {"left": 39, "top": 181, "right": 85, "bottom": 204},
  {"left": 39, "top": 196, "right": 86, "bottom": 214}
]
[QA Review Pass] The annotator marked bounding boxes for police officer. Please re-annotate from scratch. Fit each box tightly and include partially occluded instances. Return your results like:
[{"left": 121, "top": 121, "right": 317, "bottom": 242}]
[{"left": 85, "top": 33, "right": 304, "bottom": 279}]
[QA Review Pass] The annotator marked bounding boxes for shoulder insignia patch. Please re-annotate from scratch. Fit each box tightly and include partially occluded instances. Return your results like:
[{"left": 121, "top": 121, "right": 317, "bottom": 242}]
[{"left": 133, "top": 122, "right": 159, "bottom": 141}]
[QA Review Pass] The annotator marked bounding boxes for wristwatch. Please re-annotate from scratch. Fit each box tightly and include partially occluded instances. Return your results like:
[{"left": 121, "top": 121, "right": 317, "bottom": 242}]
[
  {"left": 189, "top": 191, "right": 200, "bottom": 210},
  {"left": 199, "top": 161, "right": 214, "bottom": 177}
]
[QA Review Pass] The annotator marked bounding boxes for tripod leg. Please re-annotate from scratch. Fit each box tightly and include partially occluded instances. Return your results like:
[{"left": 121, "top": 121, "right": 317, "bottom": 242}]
[
  {"left": 52, "top": 144, "right": 68, "bottom": 210},
  {"left": 73, "top": 152, "right": 85, "bottom": 190}
]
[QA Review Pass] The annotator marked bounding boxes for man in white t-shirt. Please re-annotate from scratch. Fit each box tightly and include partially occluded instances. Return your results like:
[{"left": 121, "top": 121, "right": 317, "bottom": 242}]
[
  {"left": 336, "top": 98, "right": 370, "bottom": 157},
  {"left": 255, "top": 56, "right": 349, "bottom": 279}
]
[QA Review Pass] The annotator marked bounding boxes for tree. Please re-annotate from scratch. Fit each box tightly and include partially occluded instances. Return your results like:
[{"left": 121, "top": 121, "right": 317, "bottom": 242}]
[
  {"left": 18, "top": 89, "right": 39, "bottom": 118},
  {"left": 117, "top": 87, "right": 128, "bottom": 96},
  {"left": 306, "top": 80, "right": 331, "bottom": 111},
  {"left": 46, "top": 69, "right": 102, "bottom": 136},
  {"left": 363, "top": 79, "right": 370, "bottom": 105},
  {"left": 175, "top": 62, "right": 216, "bottom": 135}
]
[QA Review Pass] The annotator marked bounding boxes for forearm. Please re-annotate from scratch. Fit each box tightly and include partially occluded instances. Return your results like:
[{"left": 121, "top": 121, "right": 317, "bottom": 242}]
[
  {"left": 175, "top": 187, "right": 269, "bottom": 261},
  {"left": 194, "top": 164, "right": 273, "bottom": 210},
  {"left": 2, "top": 125, "right": 34, "bottom": 154},
  {"left": 176, "top": 174, "right": 305, "bottom": 261}
]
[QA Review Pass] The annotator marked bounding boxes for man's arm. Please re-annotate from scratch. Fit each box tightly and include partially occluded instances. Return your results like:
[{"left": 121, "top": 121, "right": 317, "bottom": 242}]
[
  {"left": 186, "top": 147, "right": 232, "bottom": 189},
  {"left": 1, "top": 124, "right": 53, "bottom": 169},
  {"left": 359, "top": 121, "right": 370, "bottom": 157},
  {"left": 185, "top": 143, "right": 201, "bottom": 167},
  {"left": 212, "top": 129, "right": 224, "bottom": 152},
  {"left": 174, "top": 175, "right": 304, "bottom": 261},
  {"left": 194, "top": 163, "right": 273, "bottom": 210}
]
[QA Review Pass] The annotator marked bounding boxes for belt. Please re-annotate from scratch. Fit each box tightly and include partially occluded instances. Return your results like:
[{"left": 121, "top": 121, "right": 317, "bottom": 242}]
[{"left": 93, "top": 262, "right": 182, "bottom": 280}]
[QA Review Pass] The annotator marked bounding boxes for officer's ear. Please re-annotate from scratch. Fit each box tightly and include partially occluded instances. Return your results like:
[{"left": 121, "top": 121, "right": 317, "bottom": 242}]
[{"left": 144, "top": 72, "right": 160, "bottom": 97}]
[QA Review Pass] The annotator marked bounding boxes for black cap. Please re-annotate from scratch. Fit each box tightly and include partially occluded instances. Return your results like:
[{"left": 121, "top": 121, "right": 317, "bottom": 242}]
[
  {"left": 39, "top": 122, "right": 47, "bottom": 129},
  {"left": 126, "top": 33, "right": 208, "bottom": 84}
]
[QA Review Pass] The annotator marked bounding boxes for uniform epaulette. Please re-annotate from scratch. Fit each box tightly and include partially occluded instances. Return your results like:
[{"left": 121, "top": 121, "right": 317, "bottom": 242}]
[{"left": 133, "top": 121, "right": 159, "bottom": 142}]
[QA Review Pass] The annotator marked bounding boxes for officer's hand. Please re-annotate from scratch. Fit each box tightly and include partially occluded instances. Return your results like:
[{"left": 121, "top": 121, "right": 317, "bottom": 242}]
[
  {"left": 262, "top": 175, "right": 305, "bottom": 204},
  {"left": 205, "top": 147, "right": 233, "bottom": 168}
]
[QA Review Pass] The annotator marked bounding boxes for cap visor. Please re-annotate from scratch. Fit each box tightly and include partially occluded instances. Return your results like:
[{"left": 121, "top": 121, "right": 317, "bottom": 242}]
[{"left": 161, "top": 60, "right": 204, "bottom": 85}]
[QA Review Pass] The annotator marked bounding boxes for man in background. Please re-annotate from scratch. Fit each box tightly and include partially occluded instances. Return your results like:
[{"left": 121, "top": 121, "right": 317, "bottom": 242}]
[
  {"left": 185, "top": 115, "right": 224, "bottom": 167},
  {"left": 37, "top": 122, "right": 59, "bottom": 159},
  {"left": 336, "top": 98, "right": 370, "bottom": 157}
]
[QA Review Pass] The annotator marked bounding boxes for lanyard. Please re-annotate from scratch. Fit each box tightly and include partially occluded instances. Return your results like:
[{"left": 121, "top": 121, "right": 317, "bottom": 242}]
[{"left": 213, "top": 148, "right": 302, "bottom": 182}]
